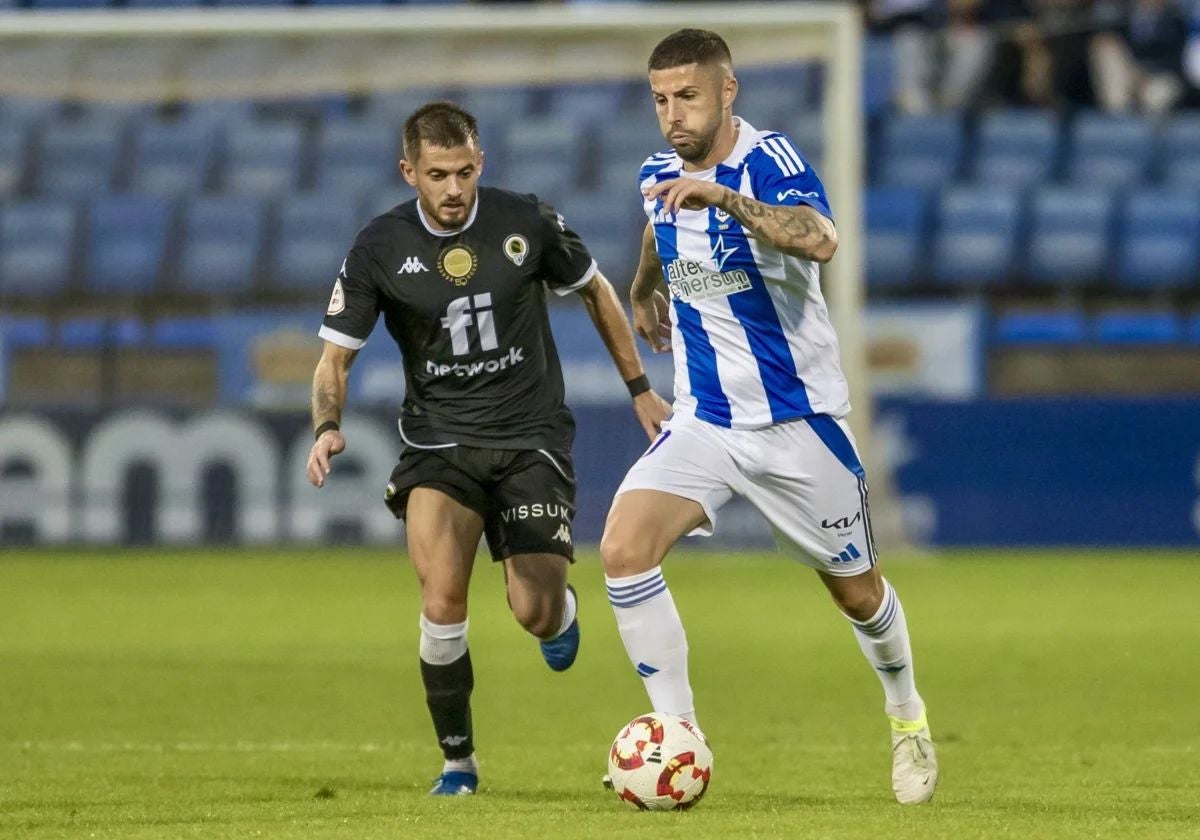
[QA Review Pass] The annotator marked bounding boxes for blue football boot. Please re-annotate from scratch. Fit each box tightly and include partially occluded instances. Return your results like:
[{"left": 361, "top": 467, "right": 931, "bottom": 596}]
[
  {"left": 429, "top": 770, "right": 478, "bottom": 796},
  {"left": 539, "top": 584, "right": 580, "bottom": 672}
]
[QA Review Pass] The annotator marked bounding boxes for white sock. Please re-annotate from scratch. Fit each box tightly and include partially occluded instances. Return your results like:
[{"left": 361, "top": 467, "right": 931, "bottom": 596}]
[
  {"left": 443, "top": 753, "right": 477, "bottom": 774},
  {"left": 549, "top": 585, "right": 577, "bottom": 639},
  {"left": 419, "top": 615, "right": 468, "bottom": 665},
  {"left": 846, "top": 579, "right": 920, "bottom": 715},
  {"left": 606, "top": 567, "right": 697, "bottom": 725}
]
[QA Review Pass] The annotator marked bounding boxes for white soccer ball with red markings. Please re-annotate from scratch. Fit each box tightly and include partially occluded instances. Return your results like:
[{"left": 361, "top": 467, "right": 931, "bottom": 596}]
[{"left": 607, "top": 712, "right": 713, "bottom": 811}]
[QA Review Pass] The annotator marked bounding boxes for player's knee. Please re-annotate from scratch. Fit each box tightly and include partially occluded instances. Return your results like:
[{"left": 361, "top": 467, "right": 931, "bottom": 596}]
[
  {"left": 831, "top": 581, "right": 883, "bottom": 622},
  {"left": 422, "top": 594, "right": 468, "bottom": 626},
  {"left": 510, "top": 594, "right": 560, "bottom": 639},
  {"left": 599, "top": 529, "right": 653, "bottom": 577}
]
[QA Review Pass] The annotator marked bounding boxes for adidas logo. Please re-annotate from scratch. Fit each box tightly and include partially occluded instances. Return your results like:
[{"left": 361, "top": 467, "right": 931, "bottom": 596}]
[
  {"left": 553, "top": 524, "right": 572, "bottom": 545},
  {"left": 397, "top": 256, "right": 429, "bottom": 274}
]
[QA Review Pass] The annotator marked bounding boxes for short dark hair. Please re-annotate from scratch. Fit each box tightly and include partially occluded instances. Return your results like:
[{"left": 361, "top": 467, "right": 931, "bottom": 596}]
[
  {"left": 648, "top": 28, "right": 733, "bottom": 72},
  {"left": 403, "top": 101, "right": 479, "bottom": 161}
]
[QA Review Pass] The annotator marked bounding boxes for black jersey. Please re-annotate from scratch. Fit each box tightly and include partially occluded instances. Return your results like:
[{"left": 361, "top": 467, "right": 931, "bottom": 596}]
[{"left": 319, "top": 187, "right": 596, "bottom": 450}]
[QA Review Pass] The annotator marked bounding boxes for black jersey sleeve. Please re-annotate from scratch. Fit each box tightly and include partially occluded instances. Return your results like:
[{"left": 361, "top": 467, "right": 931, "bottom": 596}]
[
  {"left": 537, "top": 201, "right": 597, "bottom": 296},
  {"left": 318, "top": 245, "right": 382, "bottom": 349}
]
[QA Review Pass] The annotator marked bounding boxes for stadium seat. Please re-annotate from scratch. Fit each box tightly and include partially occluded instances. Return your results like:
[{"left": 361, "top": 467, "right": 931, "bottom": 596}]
[
  {"left": 501, "top": 117, "right": 586, "bottom": 200},
  {"left": 992, "top": 310, "right": 1086, "bottom": 345},
  {"left": 271, "top": 193, "right": 361, "bottom": 290},
  {"left": 596, "top": 119, "right": 672, "bottom": 193},
  {"left": 1189, "top": 314, "right": 1200, "bottom": 345},
  {"left": 931, "top": 186, "right": 1021, "bottom": 287},
  {"left": 1160, "top": 113, "right": 1200, "bottom": 188},
  {"left": 1026, "top": 187, "right": 1113, "bottom": 286},
  {"left": 1115, "top": 189, "right": 1200, "bottom": 289},
  {"left": 129, "top": 119, "right": 218, "bottom": 196},
  {"left": 363, "top": 87, "right": 450, "bottom": 124},
  {"left": 151, "top": 317, "right": 218, "bottom": 349},
  {"left": 34, "top": 116, "right": 125, "bottom": 198},
  {"left": 863, "top": 36, "right": 895, "bottom": 117},
  {"left": 59, "top": 316, "right": 144, "bottom": 349},
  {"left": 0, "top": 316, "right": 50, "bottom": 351},
  {"left": 85, "top": 195, "right": 172, "bottom": 294},
  {"left": 876, "top": 113, "right": 964, "bottom": 189},
  {"left": 210, "top": 0, "right": 291, "bottom": 6},
  {"left": 28, "top": 0, "right": 109, "bottom": 8},
  {"left": 0, "top": 199, "right": 76, "bottom": 297},
  {"left": 125, "top": 0, "right": 204, "bottom": 7},
  {"left": 0, "top": 124, "right": 27, "bottom": 197},
  {"left": 179, "top": 196, "right": 265, "bottom": 294},
  {"left": 1092, "top": 311, "right": 1183, "bottom": 345},
  {"left": 220, "top": 121, "right": 305, "bottom": 196},
  {"left": 547, "top": 81, "right": 636, "bottom": 125},
  {"left": 359, "top": 186, "right": 406, "bottom": 220},
  {"left": 865, "top": 186, "right": 930, "bottom": 289},
  {"left": 971, "top": 109, "right": 1060, "bottom": 188},
  {"left": 553, "top": 188, "right": 643, "bottom": 279},
  {"left": 313, "top": 119, "right": 399, "bottom": 194},
  {"left": 1066, "top": 112, "right": 1155, "bottom": 188}
]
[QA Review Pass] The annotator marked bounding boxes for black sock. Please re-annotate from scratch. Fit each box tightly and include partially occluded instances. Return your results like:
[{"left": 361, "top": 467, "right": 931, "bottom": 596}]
[{"left": 420, "top": 650, "right": 474, "bottom": 760}]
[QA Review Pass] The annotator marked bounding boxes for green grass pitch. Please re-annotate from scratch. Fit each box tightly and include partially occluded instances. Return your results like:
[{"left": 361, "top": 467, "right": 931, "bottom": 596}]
[{"left": 1, "top": 548, "right": 1197, "bottom": 839}]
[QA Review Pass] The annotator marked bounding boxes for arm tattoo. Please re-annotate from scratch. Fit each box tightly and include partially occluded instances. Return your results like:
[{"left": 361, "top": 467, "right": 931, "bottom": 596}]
[
  {"left": 722, "top": 190, "right": 836, "bottom": 262},
  {"left": 311, "top": 378, "right": 344, "bottom": 430}
]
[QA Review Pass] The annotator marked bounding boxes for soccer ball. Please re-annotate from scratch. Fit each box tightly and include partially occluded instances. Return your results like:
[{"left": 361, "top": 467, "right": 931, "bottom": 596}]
[{"left": 606, "top": 712, "right": 713, "bottom": 811}]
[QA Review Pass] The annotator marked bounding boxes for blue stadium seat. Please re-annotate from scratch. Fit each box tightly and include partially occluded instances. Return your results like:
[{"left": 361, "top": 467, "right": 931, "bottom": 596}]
[
  {"left": 1116, "top": 189, "right": 1200, "bottom": 289},
  {"left": 1092, "top": 311, "right": 1183, "bottom": 345},
  {"left": 179, "top": 196, "right": 265, "bottom": 293},
  {"left": 1160, "top": 113, "right": 1200, "bottom": 188},
  {"left": 363, "top": 87, "right": 450, "bottom": 124},
  {"left": 59, "top": 316, "right": 144, "bottom": 349},
  {"left": 359, "top": 187, "right": 406, "bottom": 220},
  {"left": 863, "top": 36, "right": 895, "bottom": 117},
  {"left": 35, "top": 117, "right": 125, "bottom": 198},
  {"left": 931, "top": 186, "right": 1021, "bottom": 287},
  {"left": 596, "top": 119, "right": 671, "bottom": 193},
  {"left": 865, "top": 186, "right": 930, "bottom": 289},
  {"left": 1066, "top": 112, "right": 1155, "bottom": 188},
  {"left": 129, "top": 119, "right": 218, "bottom": 196},
  {"left": 971, "top": 109, "right": 1060, "bottom": 188},
  {"left": 0, "top": 316, "right": 50, "bottom": 351},
  {"left": 1026, "top": 187, "right": 1113, "bottom": 286},
  {"left": 553, "top": 188, "right": 643, "bottom": 280},
  {"left": 125, "top": 0, "right": 203, "bottom": 7},
  {"left": 0, "top": 199, "right": 75, "bottom": 297},
  {"left": 734, "top": 66, "right": 813, "bottom": 122},
  {"left": 1189, "top": 314, "right": 1200, "bottom": 345},
  {"left": 85, "top": 195, "right": 171, "bottom": 293},
  {"left": 28, "top": 0, "right": 108, "bottom": 7},
  {"left": 272, "top": 193, "right": 360, "bottom": 290},
  {"left": 151, "top": 317, "right": 217, "bottom": 349},
  {"left": 547, "top": 81, "right": 636, "bottom": 125},
  {"left": 0, "top": 124, "right": 27, "bottom": 197},
  {"left": 313, "top": 119, "right": 398, "bottom": 194},
  {"left": 0, "top": 97, "right": 63, "bottom": 129},
  {"left": 210, "top": 0, "right": 291, "bottom": 6},
  {"left": 992, "top": 310, "right": 1086, "bottom": 345},
  {"left": 221, "top": 121, "right": 305, "bottom": 196},
  {"left": 500, "top": 117, "right": 585, "bottom": 200},
  {"left": 877, "top": 113, "right": 964, "bottom": 189}
]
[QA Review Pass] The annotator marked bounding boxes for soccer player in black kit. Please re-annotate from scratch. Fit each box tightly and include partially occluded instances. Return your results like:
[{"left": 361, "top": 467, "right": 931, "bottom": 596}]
[{"left": 304, "top": 102, "right": 670, "bottom": 796}]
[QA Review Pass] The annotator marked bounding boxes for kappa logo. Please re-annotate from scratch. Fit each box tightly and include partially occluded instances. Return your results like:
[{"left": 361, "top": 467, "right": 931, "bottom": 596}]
[
  {"left": 397, "top": 256, "right": 428, "bottom": 275},
  {"left": 440, "top": 735, "right": 469, "bottom": 747},
  {"left": 553, "top": 524, "right": 572, "bottom": 545}
]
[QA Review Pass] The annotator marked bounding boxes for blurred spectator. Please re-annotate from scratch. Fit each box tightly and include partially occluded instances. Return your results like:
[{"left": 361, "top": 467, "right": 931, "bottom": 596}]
[
  {"left": 1091, "top": 0, "right": 1190, "bottom": 115},
  {"left": 867, "top": 0, "right": 939, "bottom": 113}
]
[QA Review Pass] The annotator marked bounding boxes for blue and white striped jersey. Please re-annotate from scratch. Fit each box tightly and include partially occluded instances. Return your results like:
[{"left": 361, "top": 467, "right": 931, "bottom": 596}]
[{"left": 640, "top": 117, "right": 849, "bottom": 429}]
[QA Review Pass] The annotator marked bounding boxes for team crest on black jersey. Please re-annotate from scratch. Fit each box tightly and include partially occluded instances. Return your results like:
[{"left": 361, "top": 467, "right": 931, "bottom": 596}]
[
  {"left": 438, "top": 245, "right": 478, "bottom": 286},
  {"left": 503, "top": 234, "right": 529, "bottom": 267}
]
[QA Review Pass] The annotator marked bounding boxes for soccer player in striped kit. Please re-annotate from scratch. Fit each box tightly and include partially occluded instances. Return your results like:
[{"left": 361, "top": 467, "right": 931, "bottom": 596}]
[{"left": 600, "top": 29, "right": 939, "bottom": 804}]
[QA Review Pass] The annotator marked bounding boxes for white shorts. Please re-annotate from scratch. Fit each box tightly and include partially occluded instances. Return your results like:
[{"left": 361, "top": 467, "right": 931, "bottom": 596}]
[{"left": 615, "top": 412, "right": 877, "bottom": 576}]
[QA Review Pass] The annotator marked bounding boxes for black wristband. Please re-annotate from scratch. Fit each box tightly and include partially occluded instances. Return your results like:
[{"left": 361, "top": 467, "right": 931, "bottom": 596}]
[
  {"left": 625, "top": 374, "right": 651, "bottom": 398},
  {"left": 314, "top": 420, "right": 340, "bottom": 441}
]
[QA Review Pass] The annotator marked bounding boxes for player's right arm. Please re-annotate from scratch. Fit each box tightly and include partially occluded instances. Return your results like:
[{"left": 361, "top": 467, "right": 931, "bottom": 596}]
[
  {"left": 307, "top": 239, "right": 383, "bottom": 488},
  {"left": 306, "top": 341, "right": 356, "bottom": 488},
  {"left": 629, "top": 221, "right": 671, "bottom": 353}
]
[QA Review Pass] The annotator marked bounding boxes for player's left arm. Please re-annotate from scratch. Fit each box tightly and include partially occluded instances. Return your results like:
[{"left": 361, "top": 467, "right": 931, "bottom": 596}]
[
  {"left": 718, "top": 191, "right": 838, "bottom": 263},
  {"left": 577, "top": 272, "right": 671, "bottom": 440},
  {"left": 645, "top": 177, "right": 837, "bottom": 263}
]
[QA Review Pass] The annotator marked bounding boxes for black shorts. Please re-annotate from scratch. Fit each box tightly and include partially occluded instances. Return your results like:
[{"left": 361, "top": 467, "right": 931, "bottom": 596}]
[{"left": 384, "top": 446, "right": 576, "bottom": 563}]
